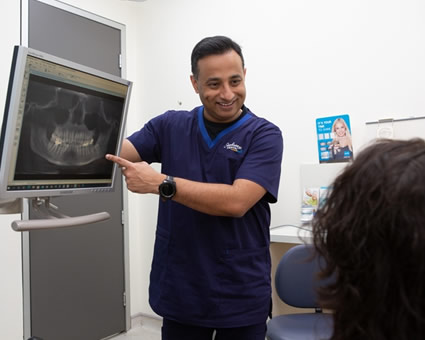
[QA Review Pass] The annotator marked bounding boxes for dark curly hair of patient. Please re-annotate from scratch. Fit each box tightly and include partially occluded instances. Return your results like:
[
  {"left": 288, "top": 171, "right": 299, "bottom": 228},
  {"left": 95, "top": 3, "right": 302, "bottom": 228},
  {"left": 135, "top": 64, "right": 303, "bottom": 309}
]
[{"left": 312, "top": 138, "right": 425, "bottom": 340}]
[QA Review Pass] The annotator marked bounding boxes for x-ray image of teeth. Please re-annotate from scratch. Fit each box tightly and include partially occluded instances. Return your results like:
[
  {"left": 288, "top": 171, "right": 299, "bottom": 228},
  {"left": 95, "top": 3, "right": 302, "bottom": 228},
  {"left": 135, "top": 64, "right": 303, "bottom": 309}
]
[{"left": 14, "top": 74, "right": 124, "bottom": 179}]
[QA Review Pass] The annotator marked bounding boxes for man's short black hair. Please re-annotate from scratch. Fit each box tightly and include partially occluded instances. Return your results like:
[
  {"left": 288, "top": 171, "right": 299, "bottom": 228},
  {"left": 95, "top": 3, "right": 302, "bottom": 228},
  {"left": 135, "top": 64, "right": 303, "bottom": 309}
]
[{"left": 191, "top": 36, "right": 245, "bottom": 79}]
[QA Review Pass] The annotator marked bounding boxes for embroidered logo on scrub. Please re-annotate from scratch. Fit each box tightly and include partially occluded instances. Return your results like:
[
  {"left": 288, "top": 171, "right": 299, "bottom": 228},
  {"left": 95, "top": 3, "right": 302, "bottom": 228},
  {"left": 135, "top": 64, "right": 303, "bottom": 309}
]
[{"left": 224, "top": 142, "right": 243, "bottom": 154}]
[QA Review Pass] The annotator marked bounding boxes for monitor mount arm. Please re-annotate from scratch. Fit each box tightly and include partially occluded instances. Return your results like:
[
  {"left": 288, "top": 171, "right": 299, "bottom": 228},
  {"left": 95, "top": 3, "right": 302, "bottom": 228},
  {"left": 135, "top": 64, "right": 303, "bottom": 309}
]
[{"left": 10, "top": 197, "right": 110, "bottom": 232}]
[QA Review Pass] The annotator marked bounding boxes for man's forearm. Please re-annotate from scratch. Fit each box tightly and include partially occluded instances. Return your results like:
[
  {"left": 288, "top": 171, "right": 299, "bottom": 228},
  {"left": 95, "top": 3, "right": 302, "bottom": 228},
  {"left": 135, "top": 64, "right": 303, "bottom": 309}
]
[
  {"left": 107, "top": 150, "right": 266, "bottom": 217},
  {"left": 171, "top": 177, "right": 265, "bottom": 217}
]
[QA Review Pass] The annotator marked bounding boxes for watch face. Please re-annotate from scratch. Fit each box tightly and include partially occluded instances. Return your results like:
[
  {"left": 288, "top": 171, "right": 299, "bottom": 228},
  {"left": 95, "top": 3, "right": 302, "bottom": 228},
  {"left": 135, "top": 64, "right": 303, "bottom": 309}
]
[
  {"left": 159, "top": 177, "right": 176, "bottom": 200},
  {"left": 161, "top": 183, "right": 174, "bottom": 197}
]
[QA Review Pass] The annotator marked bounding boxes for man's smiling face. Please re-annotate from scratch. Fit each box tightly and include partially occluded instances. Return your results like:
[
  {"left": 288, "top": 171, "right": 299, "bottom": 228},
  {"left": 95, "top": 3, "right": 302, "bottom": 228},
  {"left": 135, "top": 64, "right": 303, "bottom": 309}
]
[{"left": 191, "top": 49, "right": 246, "bottom": 123}]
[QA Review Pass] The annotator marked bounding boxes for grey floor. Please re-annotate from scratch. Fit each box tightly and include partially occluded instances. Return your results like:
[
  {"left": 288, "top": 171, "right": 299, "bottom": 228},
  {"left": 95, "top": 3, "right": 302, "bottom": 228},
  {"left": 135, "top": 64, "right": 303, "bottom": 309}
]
[
  {"left": 108, "top": 316, "right": 268, "bottom": 340},
  {"left": 110, "top": 316, "right": 161, "bottom": 340}
]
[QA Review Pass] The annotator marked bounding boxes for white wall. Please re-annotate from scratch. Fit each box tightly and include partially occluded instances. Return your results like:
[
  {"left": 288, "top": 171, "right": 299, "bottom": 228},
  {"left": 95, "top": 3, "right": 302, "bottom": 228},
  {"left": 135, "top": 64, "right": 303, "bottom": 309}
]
[
  {"left": 1, "top": 0, "right": 425, "bottom": 334},
  {"left": 132, "top": 0, "right": 425, "bottom": 226}
]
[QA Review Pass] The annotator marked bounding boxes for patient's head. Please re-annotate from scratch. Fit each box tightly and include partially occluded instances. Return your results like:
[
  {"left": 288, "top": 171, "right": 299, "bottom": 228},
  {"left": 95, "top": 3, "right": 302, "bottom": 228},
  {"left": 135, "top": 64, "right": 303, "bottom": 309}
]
[{"left": 312, "top": 138, "right": 425, "bottom": 340}]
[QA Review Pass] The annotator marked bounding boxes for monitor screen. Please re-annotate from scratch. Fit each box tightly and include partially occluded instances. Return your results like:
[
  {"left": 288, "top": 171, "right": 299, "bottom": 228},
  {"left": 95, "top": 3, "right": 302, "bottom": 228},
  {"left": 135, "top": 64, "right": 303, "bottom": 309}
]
[{"left": 0, "top": 46, "right": 132, "bottom": 199}]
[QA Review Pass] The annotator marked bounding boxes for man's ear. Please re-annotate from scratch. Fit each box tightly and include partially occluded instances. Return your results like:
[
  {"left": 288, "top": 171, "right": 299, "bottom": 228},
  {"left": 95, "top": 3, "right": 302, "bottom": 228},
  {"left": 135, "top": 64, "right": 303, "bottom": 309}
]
[{"left": 190, "top": 75, "right": 199, "bottom": 94}]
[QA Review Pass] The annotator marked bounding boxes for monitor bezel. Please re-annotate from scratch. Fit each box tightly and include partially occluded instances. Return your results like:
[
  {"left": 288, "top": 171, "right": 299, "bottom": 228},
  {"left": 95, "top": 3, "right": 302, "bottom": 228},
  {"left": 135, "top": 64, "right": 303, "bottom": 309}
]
[{"left": 0, "top": 45, "right": 132, "bottom": 200}]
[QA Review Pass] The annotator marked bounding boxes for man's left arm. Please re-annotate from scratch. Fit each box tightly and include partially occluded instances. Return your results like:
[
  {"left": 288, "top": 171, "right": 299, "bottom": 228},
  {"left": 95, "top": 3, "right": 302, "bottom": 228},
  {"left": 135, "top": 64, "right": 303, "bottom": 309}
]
[
  {"left": 105, "top": 154, "right": 266, "bottom": 217},
  {"left": 172, "top": 177, "right": 266, "bottom": 217}
]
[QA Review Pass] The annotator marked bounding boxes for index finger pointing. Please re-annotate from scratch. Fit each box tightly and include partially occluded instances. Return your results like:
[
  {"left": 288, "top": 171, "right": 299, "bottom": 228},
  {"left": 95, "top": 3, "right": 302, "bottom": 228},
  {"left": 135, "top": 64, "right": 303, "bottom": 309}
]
[{"left": 105, "top": 154, "right": 133, "bottom": 168}]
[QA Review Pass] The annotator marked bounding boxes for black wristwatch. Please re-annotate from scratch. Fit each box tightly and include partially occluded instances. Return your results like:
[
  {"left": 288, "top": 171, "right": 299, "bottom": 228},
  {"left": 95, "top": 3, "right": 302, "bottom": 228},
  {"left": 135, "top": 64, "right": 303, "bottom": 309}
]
[{"left": 159, "top": 175, "right": 176, "bottom": 201}]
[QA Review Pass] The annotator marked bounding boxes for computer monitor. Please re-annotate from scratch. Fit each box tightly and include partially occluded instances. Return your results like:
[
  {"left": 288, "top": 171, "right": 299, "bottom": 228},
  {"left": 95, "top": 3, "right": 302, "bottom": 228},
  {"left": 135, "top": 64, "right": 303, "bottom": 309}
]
[{"left": 0, "top": 45, "right": 132, "bottom": 200}]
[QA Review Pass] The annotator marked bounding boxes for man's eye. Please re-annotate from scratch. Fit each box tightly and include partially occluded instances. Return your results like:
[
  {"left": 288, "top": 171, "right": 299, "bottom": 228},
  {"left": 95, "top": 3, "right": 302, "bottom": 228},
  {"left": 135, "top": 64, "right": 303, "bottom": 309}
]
[
  {"left": 231, "top": 79, "right": 241, "bottom": 86},
  {"left": 208, "top": 83, "right": 219, "bottom": 88}
]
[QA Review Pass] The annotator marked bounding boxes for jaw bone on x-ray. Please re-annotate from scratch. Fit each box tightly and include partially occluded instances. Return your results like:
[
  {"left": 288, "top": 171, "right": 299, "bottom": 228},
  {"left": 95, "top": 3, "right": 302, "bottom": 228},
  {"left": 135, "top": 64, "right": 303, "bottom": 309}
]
[{"left": 16, "top": 76, "right": 122, "bottom": 177}]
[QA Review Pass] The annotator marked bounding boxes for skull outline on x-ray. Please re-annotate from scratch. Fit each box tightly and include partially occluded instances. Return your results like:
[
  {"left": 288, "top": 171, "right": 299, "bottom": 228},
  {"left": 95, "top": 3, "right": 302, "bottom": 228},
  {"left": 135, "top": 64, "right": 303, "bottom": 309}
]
[{"left": 24, "top": 82, "right": 120, "bottom": 167}]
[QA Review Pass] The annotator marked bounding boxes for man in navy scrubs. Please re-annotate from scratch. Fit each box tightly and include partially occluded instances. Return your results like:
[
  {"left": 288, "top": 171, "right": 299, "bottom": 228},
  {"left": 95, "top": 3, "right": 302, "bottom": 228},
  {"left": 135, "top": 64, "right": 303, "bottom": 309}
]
[{"left": 107, "top": 36, "right": 283, "bottom": 340}]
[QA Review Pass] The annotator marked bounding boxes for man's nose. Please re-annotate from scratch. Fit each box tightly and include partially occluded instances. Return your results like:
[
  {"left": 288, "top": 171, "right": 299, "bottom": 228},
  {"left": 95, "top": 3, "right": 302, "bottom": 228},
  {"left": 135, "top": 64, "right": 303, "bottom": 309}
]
[{"left": 220, "top": 84, "right": 234, "bottom": 100}]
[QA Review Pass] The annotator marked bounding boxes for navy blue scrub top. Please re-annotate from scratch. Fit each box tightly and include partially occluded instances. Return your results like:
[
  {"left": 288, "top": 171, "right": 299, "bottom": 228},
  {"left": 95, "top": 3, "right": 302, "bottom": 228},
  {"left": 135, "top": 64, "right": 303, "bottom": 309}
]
[{"left": 128, "top": 106, "right": 283, "bottom": 328}]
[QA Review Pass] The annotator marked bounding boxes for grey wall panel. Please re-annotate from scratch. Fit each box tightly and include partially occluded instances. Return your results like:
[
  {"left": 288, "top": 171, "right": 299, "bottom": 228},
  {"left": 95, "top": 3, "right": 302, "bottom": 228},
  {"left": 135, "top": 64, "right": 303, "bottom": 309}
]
[{"left": 28, "top": 0, "right": 121, "bottom": 76}]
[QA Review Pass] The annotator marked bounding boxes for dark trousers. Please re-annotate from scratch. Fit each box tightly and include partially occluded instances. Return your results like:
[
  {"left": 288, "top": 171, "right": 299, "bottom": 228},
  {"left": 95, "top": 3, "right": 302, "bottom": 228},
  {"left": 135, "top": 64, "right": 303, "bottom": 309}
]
[{"left": 161, "top": 318, "right": 267, "bottom": 340}]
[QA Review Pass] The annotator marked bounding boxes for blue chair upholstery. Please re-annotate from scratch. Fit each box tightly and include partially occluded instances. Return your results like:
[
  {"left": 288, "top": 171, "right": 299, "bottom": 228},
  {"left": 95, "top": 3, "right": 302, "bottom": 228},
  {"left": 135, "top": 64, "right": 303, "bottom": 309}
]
[{"left": 266, "top": 244, "right": 334, "bottom": 340}]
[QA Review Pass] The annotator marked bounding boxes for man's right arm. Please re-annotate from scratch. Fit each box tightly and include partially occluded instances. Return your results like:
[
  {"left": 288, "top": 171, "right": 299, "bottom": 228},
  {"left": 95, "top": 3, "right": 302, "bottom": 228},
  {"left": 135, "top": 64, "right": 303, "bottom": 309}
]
[{"left": 120, "top": 139, "right": 142, "bottom": 162}]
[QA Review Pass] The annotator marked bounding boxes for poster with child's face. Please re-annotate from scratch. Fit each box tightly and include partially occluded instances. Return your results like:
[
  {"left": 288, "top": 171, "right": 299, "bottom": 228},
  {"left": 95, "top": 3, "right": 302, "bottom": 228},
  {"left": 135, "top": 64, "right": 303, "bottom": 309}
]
[{"left": 316, "top": 114, "right": 353, "bottom": 163}]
